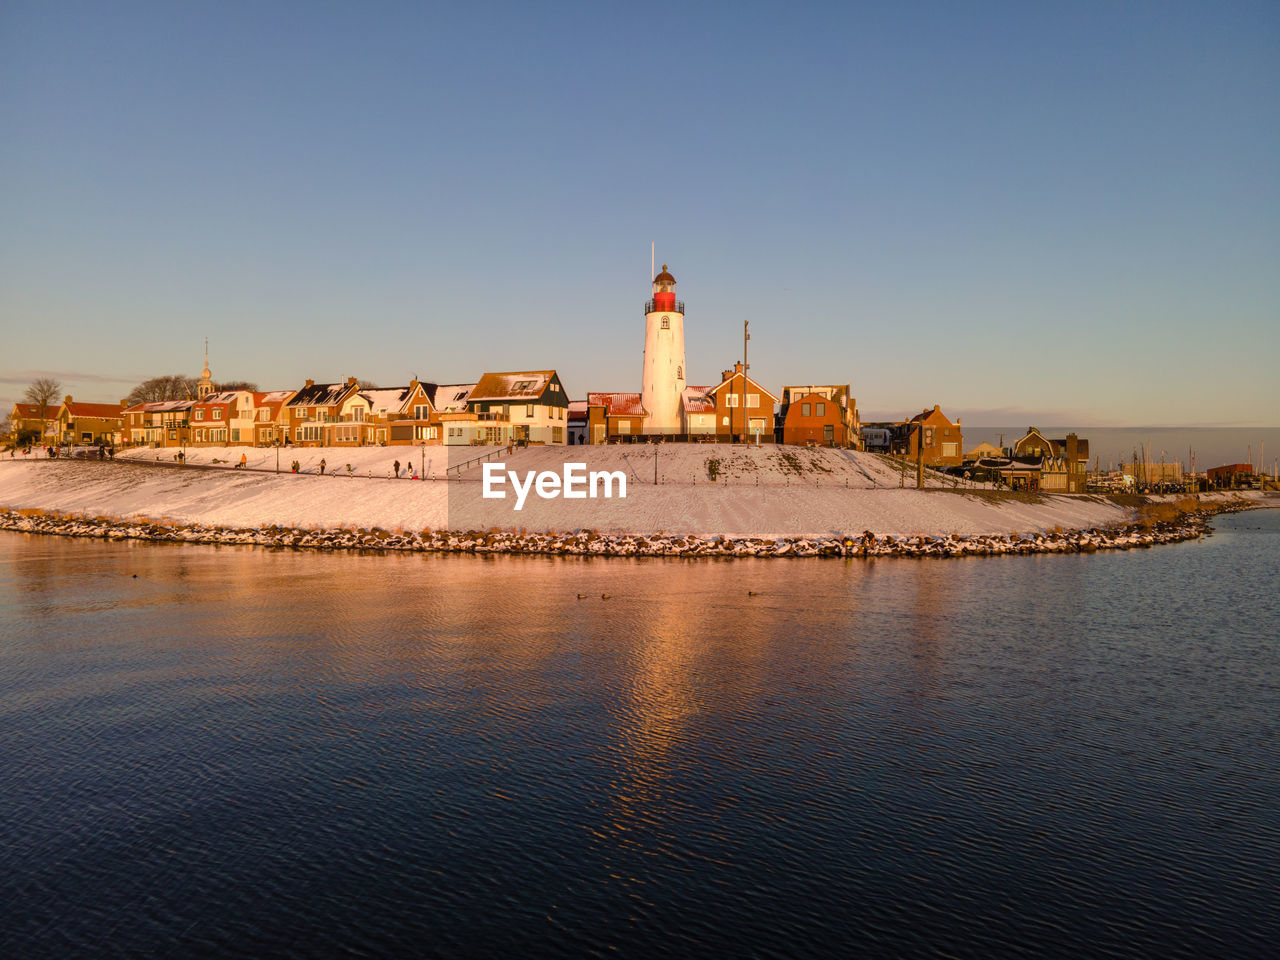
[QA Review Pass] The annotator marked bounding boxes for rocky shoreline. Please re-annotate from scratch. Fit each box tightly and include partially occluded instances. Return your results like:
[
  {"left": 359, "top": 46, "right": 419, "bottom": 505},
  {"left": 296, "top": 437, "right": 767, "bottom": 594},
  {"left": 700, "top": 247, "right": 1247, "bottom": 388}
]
[{"left": 0, "top": 500, "right": 1258, "bottom": 559}]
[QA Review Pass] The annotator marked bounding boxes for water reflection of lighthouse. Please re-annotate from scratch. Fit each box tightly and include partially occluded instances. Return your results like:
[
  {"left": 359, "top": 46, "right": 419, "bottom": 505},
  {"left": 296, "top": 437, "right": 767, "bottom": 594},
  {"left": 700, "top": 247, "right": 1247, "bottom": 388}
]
[{"left": 641, "top": 265, "right": 686, "bottom": 434}]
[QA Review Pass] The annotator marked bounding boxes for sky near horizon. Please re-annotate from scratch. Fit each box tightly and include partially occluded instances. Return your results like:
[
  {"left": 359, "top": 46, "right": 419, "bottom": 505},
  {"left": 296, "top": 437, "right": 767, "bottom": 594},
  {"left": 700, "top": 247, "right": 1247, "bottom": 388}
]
[{"left": 2, "top": 1, "right": 1277, "bottom": 427}]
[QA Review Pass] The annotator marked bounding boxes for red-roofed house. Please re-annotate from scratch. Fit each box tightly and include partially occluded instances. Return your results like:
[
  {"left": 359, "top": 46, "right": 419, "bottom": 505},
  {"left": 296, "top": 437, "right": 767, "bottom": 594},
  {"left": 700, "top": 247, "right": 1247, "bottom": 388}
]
[
  {"left": 252, "top": 391, "right": 296, "bottom": 446},
  {"left": 9, "top": 402, "right": 58, "bottom": 442},
  {"left": 190, "top": 390, "right": 254, "bottom": 446},
  {"left": 587, "top": 392, "right": 647, "bottom": 443},
  {"left": 54, "top": 396, "right": 125, "bottom": 445}
]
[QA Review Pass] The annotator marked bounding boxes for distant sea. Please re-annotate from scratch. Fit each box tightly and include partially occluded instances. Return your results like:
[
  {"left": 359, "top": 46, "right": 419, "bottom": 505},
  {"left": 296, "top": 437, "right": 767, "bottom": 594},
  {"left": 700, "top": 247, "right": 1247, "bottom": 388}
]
[{"left": 964, "top": 426, "right": 1280, "bottom": 474}]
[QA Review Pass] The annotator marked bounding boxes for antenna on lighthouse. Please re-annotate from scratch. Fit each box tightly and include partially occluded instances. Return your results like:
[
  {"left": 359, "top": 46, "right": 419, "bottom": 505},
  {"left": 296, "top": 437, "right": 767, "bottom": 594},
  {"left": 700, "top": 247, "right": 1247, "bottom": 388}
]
[{"left": 651, "top": 242, "right": 654, "bottom": 281}]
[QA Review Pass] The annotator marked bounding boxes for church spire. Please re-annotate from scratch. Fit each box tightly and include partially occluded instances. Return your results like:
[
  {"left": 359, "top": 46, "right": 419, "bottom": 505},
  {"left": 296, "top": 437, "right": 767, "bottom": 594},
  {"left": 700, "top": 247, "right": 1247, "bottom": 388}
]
[{"left": 197, "top": 337, "right": 214, "bottom": 399}]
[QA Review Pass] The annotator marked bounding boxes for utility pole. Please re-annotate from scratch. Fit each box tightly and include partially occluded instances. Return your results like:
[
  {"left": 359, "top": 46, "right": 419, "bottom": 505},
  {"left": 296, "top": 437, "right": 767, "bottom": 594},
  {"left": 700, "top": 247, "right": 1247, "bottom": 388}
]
[
  {"left": 741, "top": 320, "right": 750, "bottom": 445},
  {"left": 916, "top": 423, "right": 924, "bottom": 489}
]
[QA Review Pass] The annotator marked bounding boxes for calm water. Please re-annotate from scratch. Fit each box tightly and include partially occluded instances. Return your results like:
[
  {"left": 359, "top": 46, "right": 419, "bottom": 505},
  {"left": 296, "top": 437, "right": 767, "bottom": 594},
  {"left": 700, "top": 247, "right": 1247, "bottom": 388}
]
[{"left": 2, "top": 512, "right": 1278, "bottom": 959}]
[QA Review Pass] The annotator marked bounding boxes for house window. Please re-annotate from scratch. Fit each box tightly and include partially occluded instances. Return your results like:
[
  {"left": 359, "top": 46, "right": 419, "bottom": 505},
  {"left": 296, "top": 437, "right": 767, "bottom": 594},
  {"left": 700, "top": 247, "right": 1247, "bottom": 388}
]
[
  {"left": 213, "top": 409, "right": 222, "bottom": 419},
  {"left": 618, "top": 420, "right": 631, "bottom": 434},
  {"left": 816, "top": 402, "right": 825, "bottom": 416},
  {"left": 802, "top": 403, "right": 811, "bottom": 416},
  {"left": 195, "top": 409, "right": 204, "bottom": 420},
  {"left": 722, "top": 416, "right": 729, "bottom": 426},
  {"left": 526, "top": 404, "right": 534, "bottom": 417},
  {"left": 512, "top": 380, "right": 536, "bottom": 391},
  {"left": 727, "top": 394, "right": 739, "bottom": 408},
  {"left": 552, "top": 426, "right": 563, "bottom": 443},
  {"left": 747, "top": 394, "right": 760, "bottom": 408},
  {"left": 414, "top": 405, "right": 430, "bottom": 420}
]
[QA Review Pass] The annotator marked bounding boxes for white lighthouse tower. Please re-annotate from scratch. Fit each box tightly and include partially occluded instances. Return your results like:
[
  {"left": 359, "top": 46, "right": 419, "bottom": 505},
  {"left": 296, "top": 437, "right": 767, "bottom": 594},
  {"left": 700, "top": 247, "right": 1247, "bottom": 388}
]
[{"left": 640, "top": 264, "right": 686, "bottom": 434}]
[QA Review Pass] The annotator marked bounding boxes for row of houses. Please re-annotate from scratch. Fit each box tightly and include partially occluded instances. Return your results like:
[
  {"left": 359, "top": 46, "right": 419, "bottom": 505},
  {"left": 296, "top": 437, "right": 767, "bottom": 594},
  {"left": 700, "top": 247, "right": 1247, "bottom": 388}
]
[
  {"left": 10, "top": 371, "right": 575, "bottom": 450},
  {"left": 9, "top": 367, "right": 868, "bottom": 452}
]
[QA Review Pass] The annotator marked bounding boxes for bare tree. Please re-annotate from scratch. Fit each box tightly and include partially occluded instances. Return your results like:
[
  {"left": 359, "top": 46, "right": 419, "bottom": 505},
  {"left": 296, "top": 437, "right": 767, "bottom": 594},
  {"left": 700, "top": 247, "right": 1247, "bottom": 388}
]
[
  {"left": 215, "top": 380, "right": 259, "bottom": 392},
  {"left": 22, "top": 377, "right": 62, "bottom": 426},
  {"left": 357, "top": 379, "right": 378, "bottom": 390},
  {"left": 125, "top": 375, "right": 199, "bottom": 407}
]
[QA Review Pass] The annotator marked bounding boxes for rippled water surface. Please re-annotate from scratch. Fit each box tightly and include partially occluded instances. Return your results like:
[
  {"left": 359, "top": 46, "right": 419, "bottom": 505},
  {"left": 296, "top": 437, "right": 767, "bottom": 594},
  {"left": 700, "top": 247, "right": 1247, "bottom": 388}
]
[{"left": 2, "top": 511, "right": 1278, "bottom": 958}]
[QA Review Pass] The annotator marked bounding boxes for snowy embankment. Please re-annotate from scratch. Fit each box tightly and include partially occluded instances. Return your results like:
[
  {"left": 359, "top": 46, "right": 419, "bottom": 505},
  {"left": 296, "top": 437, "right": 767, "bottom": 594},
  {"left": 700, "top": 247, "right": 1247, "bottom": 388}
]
[{"left": 5, "top": 446, "right": 1131, "bottom": 539}]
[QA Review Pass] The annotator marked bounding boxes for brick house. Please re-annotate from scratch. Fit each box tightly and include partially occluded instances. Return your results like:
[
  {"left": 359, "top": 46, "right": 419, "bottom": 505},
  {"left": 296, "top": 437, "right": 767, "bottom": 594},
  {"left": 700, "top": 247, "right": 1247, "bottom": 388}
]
[
  {"left": 777, "top": 385, "right": 857, "bottom": 447},
  {"left": 122, "top": 400, "right": 194, "bottom": 447},
  {"left": 9, "top": 402, "right": 58, "bottom": 442},
  {"left": 190, "top": 390, "right": 255, "bottom": 446},
  {"left": 54, "top": 396, "right": 125, "bottom": 445},
  {"left": 896, "top": 405, "right": 964, "bottom": 466},
  {"left": 780, "top": 391, "right": 848, "bottom": 446},
  {"left": 285, "top": 378, "right": 363, "bottom": 447},
  {"left": 586, "top": 393, "right": 647, "bottom": 443},
  {"left": 705, "top": 363, "right": 778, "bottom": 442},
  {"left": 252, "top": 391, "right": 296, "bottom": 446},
  {"left": 372, "top": 382, "right": 443, "bottom": 446}
]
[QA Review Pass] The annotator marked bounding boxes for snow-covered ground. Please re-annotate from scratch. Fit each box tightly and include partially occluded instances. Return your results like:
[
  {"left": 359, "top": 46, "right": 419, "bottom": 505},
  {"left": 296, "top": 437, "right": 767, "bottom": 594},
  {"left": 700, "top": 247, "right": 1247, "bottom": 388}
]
[{"left": 0, "top": 445, "right": 1157, "bottom": 538}]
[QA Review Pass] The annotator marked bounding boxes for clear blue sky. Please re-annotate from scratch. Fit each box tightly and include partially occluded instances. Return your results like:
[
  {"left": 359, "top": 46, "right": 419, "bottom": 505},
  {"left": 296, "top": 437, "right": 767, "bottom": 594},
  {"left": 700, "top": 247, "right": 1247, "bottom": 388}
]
[{"left": 3, "top": 0, "right": 1277, "bottom": 426}]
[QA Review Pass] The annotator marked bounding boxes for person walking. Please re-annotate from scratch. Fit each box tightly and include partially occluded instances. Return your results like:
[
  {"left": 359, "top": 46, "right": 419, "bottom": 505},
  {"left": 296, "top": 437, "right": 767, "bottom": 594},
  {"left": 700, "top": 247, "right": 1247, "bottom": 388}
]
[
  {"left": 319, "top": 458, "right": 327, "bottom": 475},
  {"left": 394, "top": 459, "right": 401, "bottom": 478}
]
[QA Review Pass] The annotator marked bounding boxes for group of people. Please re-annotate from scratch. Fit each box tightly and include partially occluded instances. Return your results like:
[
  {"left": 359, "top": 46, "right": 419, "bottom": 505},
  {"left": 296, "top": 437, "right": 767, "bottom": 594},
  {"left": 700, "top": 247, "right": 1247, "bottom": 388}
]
[
  {"left": 8, "top": 444, "right": 116, "bottom": 461},
  {"left": 392, "top": 459, "right": 419, "bottom": 480}
]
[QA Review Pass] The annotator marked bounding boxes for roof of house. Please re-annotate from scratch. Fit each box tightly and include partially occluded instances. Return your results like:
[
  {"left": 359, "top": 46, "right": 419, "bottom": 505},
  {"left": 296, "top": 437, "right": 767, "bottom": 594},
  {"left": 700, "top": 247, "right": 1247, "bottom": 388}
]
[
  {"left": 360, "top": 387, "right": 414, "bottom": 414},
  {"left": 126, "top": 399, "right": 194, "bottom": 413},
  {"left": 966, "top": 442, "right": 1003, "bottom": 458},
  {"left": 255, "top": 390, "right": 295, "bottom": 404},
  {"left": 588, "top": 392, "right": 647, "bottom": 417},
  {"left": 11, "top": 402, "right": 51, "bottom": 418},
  {"left": 434, "top": 383, "right": 476, "bottom": 412},
  {"left": 908, "top": 405, "right": 956, "bottom": 425},
  {"left": 705, "top": 373, "right": 779, "bottom": 403},
  {"left": 62, "top": 400, "right": 124, "bottom": 419},
  {"left": 681, "top": 386, "right": 715, "bottom": 414},
  {"left": 288, "top": 381, "right": 359, "bottom": 407},
  {"left": 781, "top": 384, "right": 851, "bottom": 408},
  {"left": 192, "top": 391, "right": 246, "bottom": 409},
  {"left": 469, "top": 371, "right": 557, "bottom": 402},
  {"left": 567, "top": 400, "right": 589, "bottom": 419}
]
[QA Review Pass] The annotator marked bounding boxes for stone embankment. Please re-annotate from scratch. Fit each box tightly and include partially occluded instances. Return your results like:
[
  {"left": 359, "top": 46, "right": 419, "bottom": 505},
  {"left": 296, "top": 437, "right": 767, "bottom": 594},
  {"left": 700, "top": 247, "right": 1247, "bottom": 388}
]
[{"left": 0, "top": 501, "right": 1252, "bottom": 559}]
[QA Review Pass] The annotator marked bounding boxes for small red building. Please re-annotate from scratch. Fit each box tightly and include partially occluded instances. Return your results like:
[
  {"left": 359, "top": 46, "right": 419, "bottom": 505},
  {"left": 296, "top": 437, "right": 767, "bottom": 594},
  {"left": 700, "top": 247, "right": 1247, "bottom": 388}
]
[
  {"left": 1207, "top": 463, "right": 1253, "bottom": 487},
  {"left": 781, "top": 392, "right": 848, "bottom": 446}
]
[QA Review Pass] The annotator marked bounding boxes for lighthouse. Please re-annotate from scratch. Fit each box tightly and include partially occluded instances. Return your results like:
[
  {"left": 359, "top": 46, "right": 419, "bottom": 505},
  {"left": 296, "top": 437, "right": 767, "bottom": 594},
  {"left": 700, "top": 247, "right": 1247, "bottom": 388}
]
[{"left": 640, "top": 264, "right": 686, "bottom": 433}]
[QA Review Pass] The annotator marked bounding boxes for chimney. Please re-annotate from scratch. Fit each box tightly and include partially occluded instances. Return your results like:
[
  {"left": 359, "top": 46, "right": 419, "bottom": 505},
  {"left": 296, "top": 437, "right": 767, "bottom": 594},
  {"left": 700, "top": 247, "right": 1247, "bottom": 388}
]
[
  {"left": 722, "top": 369, "right": 734, "bottom": 383},
  {"left": 346, "top": 376, "right": 357, "bottom": 387},
  {"left": 305, "top": 379, "right": 315, "bottom": 388},
  {"left": 64, "top": 395, "right": 73, "bottom": 404}
]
